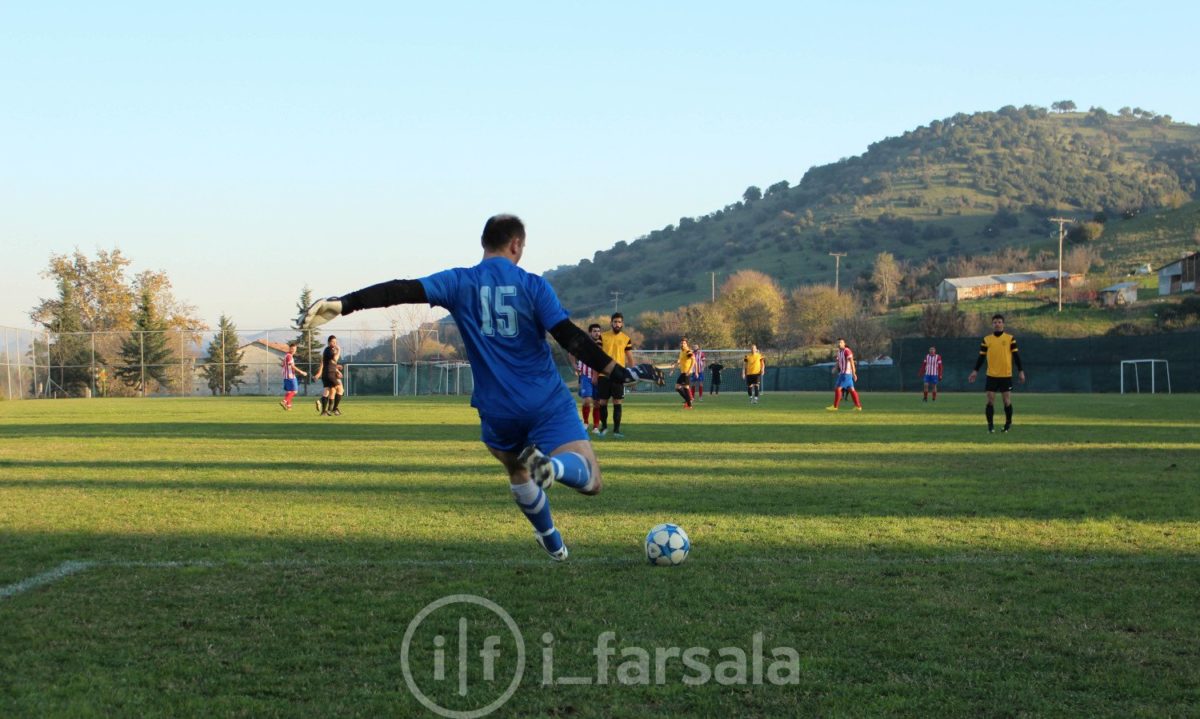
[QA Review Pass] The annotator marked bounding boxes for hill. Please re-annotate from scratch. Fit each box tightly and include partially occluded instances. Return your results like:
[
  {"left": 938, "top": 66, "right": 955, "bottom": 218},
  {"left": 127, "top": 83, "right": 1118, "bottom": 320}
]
[{"left": 545, "top": 105, "right": 1200, "bottom": 317}]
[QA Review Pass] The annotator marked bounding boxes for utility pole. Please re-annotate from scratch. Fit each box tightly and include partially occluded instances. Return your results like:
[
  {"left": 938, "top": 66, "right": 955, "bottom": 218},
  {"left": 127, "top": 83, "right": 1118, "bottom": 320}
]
[
  {"left": 711, "top": 272, "right": 717, "bottom": 303},
  {"left": 1048, "top": 218, "right": 1073, "bottom": 312},
  {"left": 828, "top": 252, "right": 847, "bottom": 293},
  {"left": 610, "top": 290, "right": 621, "bottom": 313}
]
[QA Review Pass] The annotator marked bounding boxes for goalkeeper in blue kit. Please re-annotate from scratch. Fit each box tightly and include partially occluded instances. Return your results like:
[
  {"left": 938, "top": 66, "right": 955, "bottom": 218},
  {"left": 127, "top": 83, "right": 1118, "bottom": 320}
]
[{"left": 297, "top": 215, "right": 634, "bottom": 561}]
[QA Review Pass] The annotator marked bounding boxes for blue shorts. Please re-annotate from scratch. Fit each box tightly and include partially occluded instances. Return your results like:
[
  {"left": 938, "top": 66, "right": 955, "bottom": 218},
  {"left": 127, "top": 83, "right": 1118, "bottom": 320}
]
[
  {"left": 924, "top": 374, "right": 939, "bottom": 385},
  {"left": 579, "top": 375, "right": 595, "bottom": 399},
  {"left": 692, "top": 373, "right": 704, "bottom": 385},
  {"left": 835, "top": 373, "right": 856, "bottom": 390},
  {"left": 479, "top": 390, "right": 588, "bottom": 453},
  {"left": 283, "top": 378, "right": 299, "bottom": 392}
]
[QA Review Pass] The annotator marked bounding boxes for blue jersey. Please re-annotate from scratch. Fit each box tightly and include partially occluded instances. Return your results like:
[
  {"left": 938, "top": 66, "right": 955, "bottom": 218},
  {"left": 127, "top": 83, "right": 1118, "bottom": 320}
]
[{"left": 420, "top": 257, "right": 572, "bottom": 418}]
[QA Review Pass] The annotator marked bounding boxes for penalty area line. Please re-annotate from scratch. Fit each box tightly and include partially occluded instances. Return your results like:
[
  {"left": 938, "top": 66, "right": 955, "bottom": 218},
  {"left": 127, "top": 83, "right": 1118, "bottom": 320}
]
[
  {"left": 5, "top": 552, "right": 1199, "bottom": 600},
  {"left": 0, "top": 561, "right": 95, "bottom": 600}
]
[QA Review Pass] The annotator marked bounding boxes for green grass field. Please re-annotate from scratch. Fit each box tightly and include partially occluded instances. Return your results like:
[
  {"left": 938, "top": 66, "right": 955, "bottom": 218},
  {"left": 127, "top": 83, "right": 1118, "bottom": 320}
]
[{"left": 2, "top": 393, "right": 1198, "bottom": 717}]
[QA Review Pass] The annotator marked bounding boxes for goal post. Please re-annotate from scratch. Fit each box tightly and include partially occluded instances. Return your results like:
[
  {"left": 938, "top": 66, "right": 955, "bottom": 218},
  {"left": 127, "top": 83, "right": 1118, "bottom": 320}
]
[
  {"left": 342, "top": 363, "right": 399, "bottom": 396},
  {"left": 1119, "top": 359, "right": 1171, "bottom": 394}
]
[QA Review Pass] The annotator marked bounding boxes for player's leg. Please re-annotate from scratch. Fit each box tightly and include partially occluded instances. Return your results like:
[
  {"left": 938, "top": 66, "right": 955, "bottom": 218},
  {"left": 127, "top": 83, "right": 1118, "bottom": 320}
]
[
  {"left": 610, "top": 381, "right": 625, "bottom": 436},
  {"left": 1001, "top": 389, "right": 1013, "bottom": 431},
  {"left": 828, "top": 376, "right": 842, "bottom": 410},
  {"left": 694, "top": 376, "right": 703, "bottom": 400},
  {"left": 923, "top": 381, "right": 929, "bottom": 402},
  {"left": 985, "top": 389, "right": 996, "bottom": 431},
  {"left": 332, "top": 383, "right": 344, "bottom": 414},
  {"left": 484, "top": 418, "right": 567, "bottom": 560},
  {"left": 931, "top": 379, "right": 938, "bottom": 401},
  {"left": 675, "top": 374, "right": 691, "bottom": 407}
]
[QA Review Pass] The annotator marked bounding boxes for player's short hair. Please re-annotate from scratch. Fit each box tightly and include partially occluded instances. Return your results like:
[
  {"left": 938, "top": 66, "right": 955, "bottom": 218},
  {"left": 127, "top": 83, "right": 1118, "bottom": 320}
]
[
  {"left": 327, "top": 335, "right": 337, "bottom": 342},
  {"left": 611, "top": 312, "right": 623, "bottom": 321},
  {"left": 836, "top": 337, "right": 845, "bottom": 342},
  {"left": 587, "top": 323, "right": 601, "bottom": 332},
  {"left": 481, "top": 214, "right": 526, "bottom": 251},
  {"left": 287, "top": 341, "right": 298, "bottom": 350},
  {"left": 992, "top": 314, "right": 1005, "bottom": 321}
]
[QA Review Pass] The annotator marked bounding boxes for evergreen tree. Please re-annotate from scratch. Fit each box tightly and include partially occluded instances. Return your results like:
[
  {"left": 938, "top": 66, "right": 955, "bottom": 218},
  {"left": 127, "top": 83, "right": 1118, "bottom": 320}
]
[
  {"left": 115, "top": 287, "right": 174, "bottom": 395},
  {"left": 200, "top": 314, "right": 247, "bottom": 396},
  {"left": 46, "top": 277, "right": 95, "bottom": 397},
  {"left": 293, "top": 286, "right": 323, "bottom": 394}
]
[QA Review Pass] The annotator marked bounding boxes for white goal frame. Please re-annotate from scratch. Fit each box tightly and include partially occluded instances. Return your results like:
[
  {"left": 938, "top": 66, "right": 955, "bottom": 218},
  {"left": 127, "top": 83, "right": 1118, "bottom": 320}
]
[
  {"left": 342, "top": 363, "right": 399, "bottom": 396},
  {"left": 1119, "top": 359, "right": 1171, "bottom": 394}
]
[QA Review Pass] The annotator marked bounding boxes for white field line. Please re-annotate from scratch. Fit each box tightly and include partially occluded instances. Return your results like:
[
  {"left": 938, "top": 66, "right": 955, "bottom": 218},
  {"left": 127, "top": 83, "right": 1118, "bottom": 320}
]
[
  {"left": 3, "top": 553, "right": 1198, "bottom": 600},
  {"left": 0, "top": 561, "right": 94, "bottom": 600}
]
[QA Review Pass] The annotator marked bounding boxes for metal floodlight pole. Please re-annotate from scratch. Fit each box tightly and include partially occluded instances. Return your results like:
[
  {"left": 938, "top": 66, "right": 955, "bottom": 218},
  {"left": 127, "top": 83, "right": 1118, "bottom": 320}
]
[{"left": 1048, "top": 217, "right": 1073, "bottom": 312}]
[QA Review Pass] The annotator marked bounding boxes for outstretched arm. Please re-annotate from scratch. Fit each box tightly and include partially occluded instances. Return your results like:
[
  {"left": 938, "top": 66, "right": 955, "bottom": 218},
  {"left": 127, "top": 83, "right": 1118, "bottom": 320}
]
[
  {"left": 548, "top": 320, "right": 631, "bottom": 382},
  {"left": 296, "top": 280, "right": 429, "bottom": 330}
]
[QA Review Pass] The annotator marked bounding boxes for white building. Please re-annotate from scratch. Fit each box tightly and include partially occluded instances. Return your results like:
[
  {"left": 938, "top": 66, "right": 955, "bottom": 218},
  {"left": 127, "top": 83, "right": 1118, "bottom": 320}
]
[{"left": 1157, "top": 252, "right": 1199, "bottom": 296}]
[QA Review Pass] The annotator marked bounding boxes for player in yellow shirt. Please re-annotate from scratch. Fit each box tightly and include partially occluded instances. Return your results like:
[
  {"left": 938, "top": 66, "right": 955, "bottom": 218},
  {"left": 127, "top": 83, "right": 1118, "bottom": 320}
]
[
  {"left": 967, "top": 314, "right": 1026, "bottom": 433},
  {"left": 671, "top": 337, "right": 696, "bottom": 409},
  {"left": 595, "top": 312, "right": 636, "bottom": 437},
  {"left": 742, "top": 343, "right": 766, "bottom": 404}
]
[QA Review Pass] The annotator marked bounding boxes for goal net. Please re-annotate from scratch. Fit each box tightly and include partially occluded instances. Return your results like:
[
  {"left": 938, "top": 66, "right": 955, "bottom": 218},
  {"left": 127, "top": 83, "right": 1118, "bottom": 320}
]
[{"left": 1119, "top": 359, "right": 1171, "bottom": 394}]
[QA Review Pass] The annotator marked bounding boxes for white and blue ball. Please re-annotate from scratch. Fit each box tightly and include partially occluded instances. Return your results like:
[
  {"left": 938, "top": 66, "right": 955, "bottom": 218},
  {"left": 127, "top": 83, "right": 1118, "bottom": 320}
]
[{"left": 645, "top": 523, "right": 690, "bottom": 566}]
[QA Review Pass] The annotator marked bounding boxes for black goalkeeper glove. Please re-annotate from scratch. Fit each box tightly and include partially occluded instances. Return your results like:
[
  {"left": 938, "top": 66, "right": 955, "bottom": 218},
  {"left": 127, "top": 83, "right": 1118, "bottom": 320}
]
[{"left": 610, "top": 365, "right": 638, "bottom": 385}]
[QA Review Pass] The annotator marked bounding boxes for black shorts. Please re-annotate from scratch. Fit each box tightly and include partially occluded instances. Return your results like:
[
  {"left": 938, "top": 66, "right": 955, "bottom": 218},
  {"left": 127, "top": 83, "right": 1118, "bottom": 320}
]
[
  {"left": 676, "top": 373, "right": 691, "bottom": 386},
  {"left": 595, "top": 375, "right": 626, "bottom": 401},
  {"left": 322, "top": 375, "right": 340, "bottom": 389},
  {"left": 745, "top": 373, "right": 761, "bottom": 386},
  {"left": 984, "top": 376, "right": 1013, "bottom": 393}
]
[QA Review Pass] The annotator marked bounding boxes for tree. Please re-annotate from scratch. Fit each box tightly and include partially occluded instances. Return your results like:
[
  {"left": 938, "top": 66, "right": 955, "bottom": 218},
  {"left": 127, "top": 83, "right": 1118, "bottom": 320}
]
[
  {"left": 718, "top": 270, "right": 784, "bottom": 346},
  {"left": 870, "top": 252, "right": 902, "bottom": 308},
  {"left": 782, "top": 285, "right": 856, "bottom": 347},
  {"left": 293, "top": 286, "right": 324, "bottom": 393},
  {"left": 678, "top": 302, "right": 734, "bottom": 348},
  {"left": 830, "top": 315, "right": 892, "bottom": 360},
  {"left": 742, "top": 186, "right": 762, "bottom": 203},
  {"left": 918, "top": 303, "right": 968, "bottom": 337},
  {"left": 200, "top": 315, "right": 247, "bottom": 396},
  {"left": 1066, "top": 221, "right": 1104, "bottom": 244},
  {"left": 766, "top": 180, "right": 790, "bottom": 196},
  {"left": 1051, "top": 100, "right": 1076, "bottom": 113},
  {"left": 31, "top": 249, "right": 136, "bottom": 333},
  {"left": 46, "top": 277, "right": 95, "bottom": 396},
  {"left": 115, "top": 287, "right": 175, "bottom": 395}
]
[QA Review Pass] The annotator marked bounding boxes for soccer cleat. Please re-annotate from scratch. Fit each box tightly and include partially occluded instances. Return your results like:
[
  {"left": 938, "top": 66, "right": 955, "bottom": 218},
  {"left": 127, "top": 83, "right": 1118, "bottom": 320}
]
[
  {"left": 853, "top": 406, "right": 862, "bottom": 412},
  {"left": 612, "top": 432, "right": 624, "bottom": 439},
  {"left": 988, "top": 427, "right": 995, "bottom": 433},
  {"left": 596, "top": 428, "right": 607, "bottom": 437},
  {"left": 332, "top": 408, "right": 342, "bottom": 416},
  {"left": 1001, "top": 425, "right": 1011, "bottom": 433},
  {"left": 534, "top": 531, "right": 569, "bottom": 561},
  {"left": 518, "top": 446, "right": 556, "bottom": 490},
  {"left": 315, "top": 399, "right": 322, "bottom": 414},
  {"left": 280, "top": 400, "right": 289, "bottom": 410},
  {"left": 825, "top": 405, "right": 839, "bottom": 411}
]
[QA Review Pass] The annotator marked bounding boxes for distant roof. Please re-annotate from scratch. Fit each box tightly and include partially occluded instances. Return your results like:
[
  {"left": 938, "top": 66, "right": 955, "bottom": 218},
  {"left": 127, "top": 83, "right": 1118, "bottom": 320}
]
[
  {"left": 1100, "top": 282, "right": 1139, "bottom": 292},
  {"left": 242, "top": 338, "right": 290, "bottom": 353},
  {"left": 1155, "top": 251, "right": 1200, "bottom": 273},
  {"left": 942, "top": 270, "right": 1069, "bottom": 288}
]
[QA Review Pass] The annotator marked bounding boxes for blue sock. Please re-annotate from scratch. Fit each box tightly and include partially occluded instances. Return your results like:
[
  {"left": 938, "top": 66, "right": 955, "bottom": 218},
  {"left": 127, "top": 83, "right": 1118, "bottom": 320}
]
[
  {"left": 511, "top": 482, "right": 562, "bottom": 550},
  {"left": 551, "top": 452, "right": 594, "bottom": 492}
]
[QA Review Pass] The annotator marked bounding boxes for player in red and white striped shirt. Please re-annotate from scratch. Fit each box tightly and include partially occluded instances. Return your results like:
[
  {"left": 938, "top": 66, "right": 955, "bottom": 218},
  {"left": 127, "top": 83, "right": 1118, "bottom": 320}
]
[
  {"left": 689, "top": 343, "right": 706, "bottom": 402},
  {"left": 921, "top": 346, "right": 943, "bottom": 402},
  {"left": 280, "top": 341, "right": 307, "bottom": 410},
  {"left": 568, "top": 323, "right": 603, "bottom": 431}
]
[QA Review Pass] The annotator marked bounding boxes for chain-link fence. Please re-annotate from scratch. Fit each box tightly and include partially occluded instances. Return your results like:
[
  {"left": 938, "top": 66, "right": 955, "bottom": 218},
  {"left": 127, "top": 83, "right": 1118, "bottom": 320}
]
[
  {"left": 0, "top": 326, "right": 469, "bottom": 399},
  {"left": 4, "top": 325, "right": 1198, "bottom": 400}
]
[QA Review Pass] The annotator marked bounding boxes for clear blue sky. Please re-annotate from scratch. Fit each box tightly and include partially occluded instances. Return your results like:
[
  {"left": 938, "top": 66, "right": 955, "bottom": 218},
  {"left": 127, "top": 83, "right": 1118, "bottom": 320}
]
[{"left": 3, "top": 1, "right": 1197, "bottom": 330}]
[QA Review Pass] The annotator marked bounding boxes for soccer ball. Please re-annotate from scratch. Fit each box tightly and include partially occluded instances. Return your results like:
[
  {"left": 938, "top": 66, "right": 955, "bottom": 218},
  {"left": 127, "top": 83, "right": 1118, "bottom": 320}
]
[{"left": 645, "top": 523, "right": 690, "bottom": 566}]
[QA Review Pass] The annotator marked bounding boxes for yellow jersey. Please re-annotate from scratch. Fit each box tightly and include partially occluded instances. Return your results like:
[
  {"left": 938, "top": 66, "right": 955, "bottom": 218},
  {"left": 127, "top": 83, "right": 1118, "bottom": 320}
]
[
  {"left": 979, "top": 332, "right": 1019, "bottom": 377},
  {"left": 744, "top": 351, "right": 765, "bottom": 375},
  {"left": 600, "top": 330, "right": 632, "bottom": 374},
  {"left": 677, "top": 349, "right": 695, "bottom": 375}
]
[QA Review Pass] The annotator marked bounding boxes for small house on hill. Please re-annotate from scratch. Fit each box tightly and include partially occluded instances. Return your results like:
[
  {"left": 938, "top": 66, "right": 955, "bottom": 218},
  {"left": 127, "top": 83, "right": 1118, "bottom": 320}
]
[
  {"left": 1099, "top": 282, "right": 1139, "bottom": 307},
  {"left": 937, "top": 270, "right": 1078, "bottom": 302},
  {"left": 1157, "top": 252, "right": 1199, "bottom": 296}
]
